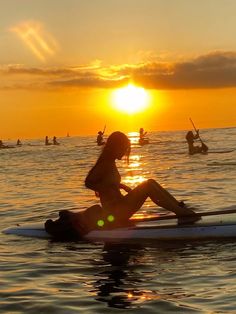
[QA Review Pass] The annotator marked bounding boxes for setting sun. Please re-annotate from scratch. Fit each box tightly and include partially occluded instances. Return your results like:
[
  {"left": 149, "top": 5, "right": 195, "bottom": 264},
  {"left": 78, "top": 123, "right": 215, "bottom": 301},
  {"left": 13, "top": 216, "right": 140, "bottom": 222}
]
[{"left": 112, "top": 84, "right": 150, "bottom": 114}]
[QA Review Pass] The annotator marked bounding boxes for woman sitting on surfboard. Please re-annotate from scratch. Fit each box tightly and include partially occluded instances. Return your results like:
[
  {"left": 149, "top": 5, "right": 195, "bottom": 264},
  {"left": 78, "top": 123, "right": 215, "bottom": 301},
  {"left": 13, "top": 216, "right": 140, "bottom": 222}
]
[
  {"left": 85, "top": 131, "right": 199, "bottom": 226},
  {"left": 45, "top": 131, "right": 199, "bottom": 239},
  {"left": 186, "top": 130, "right": 208, "bottom": 155}
]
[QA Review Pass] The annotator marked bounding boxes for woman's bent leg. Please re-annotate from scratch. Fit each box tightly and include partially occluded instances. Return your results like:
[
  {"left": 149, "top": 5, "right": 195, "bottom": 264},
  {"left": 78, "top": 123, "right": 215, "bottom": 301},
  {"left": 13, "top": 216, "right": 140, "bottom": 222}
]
[{"left": 120, "top": 179, "right": 198, "bottom": 219}]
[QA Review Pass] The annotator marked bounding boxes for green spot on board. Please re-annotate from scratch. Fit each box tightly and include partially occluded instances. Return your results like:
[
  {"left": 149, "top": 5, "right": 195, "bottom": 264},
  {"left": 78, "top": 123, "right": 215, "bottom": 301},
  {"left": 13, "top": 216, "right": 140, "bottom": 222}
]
[
  {"left": 97, "top": 219, "right": 105, "bottom": 227},
  {"left": 107, "top": 215, "right": 115, "bottom": 222}
]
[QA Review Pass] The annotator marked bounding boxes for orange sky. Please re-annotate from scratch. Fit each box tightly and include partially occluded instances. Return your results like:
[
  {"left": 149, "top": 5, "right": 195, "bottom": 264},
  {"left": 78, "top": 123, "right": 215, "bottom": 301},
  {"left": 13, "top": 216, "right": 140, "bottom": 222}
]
[
  {"left": 1, "top": 1, "right": 236, "bottom": 139},
  {"left": 1, "top": 86, "right": 236, "bottom": 139}
]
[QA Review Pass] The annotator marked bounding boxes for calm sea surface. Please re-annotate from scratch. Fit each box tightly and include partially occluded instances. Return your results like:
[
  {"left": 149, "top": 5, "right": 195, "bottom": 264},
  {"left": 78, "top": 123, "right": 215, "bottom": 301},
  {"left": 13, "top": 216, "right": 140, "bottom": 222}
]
[{"left": 1, "top": 128, "right": 236, "bottom": 313}]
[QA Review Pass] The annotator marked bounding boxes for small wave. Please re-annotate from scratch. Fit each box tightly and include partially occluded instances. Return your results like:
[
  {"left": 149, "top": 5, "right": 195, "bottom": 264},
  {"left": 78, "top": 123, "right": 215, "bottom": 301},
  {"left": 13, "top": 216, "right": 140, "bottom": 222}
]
[{"left": 208, "top": 162, "right": 236, "bottom": 166}]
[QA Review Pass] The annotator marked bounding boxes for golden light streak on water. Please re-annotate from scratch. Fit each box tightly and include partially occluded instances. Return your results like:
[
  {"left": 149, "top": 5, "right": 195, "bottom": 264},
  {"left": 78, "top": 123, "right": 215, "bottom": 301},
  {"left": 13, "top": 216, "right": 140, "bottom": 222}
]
[{"left": 123, "top": 175, "right": 146, "bottom": 186}]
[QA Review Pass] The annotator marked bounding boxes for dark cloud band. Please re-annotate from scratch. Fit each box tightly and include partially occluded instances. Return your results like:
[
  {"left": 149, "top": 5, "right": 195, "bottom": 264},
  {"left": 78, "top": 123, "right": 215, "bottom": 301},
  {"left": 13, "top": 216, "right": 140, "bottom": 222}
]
[{"left": 1, "top": 51, "right": 236, "bottom": 90}]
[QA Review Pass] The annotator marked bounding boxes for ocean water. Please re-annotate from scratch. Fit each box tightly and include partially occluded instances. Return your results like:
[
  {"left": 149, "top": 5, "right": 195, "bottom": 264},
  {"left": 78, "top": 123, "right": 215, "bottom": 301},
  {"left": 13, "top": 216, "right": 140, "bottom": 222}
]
[{"left": 1, "top": 128, "right": 236, "bottom": 313}]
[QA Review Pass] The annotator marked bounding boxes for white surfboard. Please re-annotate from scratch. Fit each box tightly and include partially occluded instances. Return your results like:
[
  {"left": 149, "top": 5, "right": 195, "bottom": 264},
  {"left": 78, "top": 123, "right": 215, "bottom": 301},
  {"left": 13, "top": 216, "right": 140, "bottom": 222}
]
[{"left": 3, "top": 213, "right": 236, "bottom": 242}]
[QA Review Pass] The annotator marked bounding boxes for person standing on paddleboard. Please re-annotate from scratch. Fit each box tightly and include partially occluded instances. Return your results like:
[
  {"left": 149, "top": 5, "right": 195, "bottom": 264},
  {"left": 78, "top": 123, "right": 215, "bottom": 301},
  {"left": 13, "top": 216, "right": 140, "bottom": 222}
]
[{"left": 85, "top": 131, "right": 199, "bottom": 226}]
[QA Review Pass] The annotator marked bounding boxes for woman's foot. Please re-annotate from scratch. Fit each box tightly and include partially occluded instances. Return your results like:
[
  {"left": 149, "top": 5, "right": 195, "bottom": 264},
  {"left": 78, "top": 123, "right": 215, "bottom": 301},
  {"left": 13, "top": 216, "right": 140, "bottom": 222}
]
[
  {"left": 177, "top": 215, "right": 201, "bottom": 225},
  {"left": 178, "top": 201, "right": 186, "bottom": 208},
  {"left": 176, "top": 201, "right": 201, "bottom": 224}
]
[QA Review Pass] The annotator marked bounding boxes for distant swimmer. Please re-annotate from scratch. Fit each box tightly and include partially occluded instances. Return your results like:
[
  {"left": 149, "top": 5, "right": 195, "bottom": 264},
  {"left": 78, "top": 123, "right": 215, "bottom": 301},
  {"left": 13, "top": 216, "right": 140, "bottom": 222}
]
[
  {"left": 16, "top": 139, "right": 22, "bottom": 146},
  {"left": 45, "top": 136, "right": 51, "bottom": 146},
  {"left": 0, "top": 140, "right": 13, "bottom": 149},
  {"left": 53, "top": 136, "right": 60, "bottom": 145},
  {"left": 185, "top": 130, "right": 208, "bottom": 155},
  {"left": 139, "top": 127, "right": 149, "bottom": 145}
]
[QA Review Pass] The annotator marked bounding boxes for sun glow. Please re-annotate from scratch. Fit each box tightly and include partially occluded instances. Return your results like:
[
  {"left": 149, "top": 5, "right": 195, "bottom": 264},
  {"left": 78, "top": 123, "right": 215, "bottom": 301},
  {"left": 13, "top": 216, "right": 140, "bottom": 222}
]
[{"left": 112, "top": 84, "right": 150, "bottom": 114}]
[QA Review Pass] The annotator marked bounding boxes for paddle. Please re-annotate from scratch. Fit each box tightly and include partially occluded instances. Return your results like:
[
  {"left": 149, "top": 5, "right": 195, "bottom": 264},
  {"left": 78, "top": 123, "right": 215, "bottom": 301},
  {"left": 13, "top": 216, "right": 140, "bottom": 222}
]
[
  {"left": 189, "top": 118, "right": 208, "bottom": 152},
  {"left": 102, "top": 124, "right": 106, "bottom": 135},
  {"left": 132, "top": 207, "right": 236, "bottom": 223}
]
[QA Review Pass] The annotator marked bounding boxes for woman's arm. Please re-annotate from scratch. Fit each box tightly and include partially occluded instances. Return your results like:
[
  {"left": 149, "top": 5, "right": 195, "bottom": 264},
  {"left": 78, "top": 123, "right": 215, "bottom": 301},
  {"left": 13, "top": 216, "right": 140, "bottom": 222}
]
[{"left": 119, "top": 183, "right": 132, "bottom": 193}]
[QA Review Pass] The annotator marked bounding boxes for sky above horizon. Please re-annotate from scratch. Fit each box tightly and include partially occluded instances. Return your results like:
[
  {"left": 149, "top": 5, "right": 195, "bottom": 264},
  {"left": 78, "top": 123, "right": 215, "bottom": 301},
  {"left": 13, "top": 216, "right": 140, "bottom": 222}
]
[{"left": 1, "top": 0, "right": 236, "bottom": 139}]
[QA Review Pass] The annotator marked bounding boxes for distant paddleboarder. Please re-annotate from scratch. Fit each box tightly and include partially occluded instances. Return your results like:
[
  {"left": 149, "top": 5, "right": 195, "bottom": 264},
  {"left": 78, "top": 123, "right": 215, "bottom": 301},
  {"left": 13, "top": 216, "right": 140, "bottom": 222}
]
[
  {"left": 186, "top": 118, "right": 208, "bottom": 155},
  {"left": 96, "top": 131, "right": 105, "bottom": 146},
  {"left": 0, "top": 140, "right": 13, "bottom": 149},
  {"left": 139, "top": 127, "right": 147, "bottom": 139},
  {"left": 186, "top": 131, "right": 204, "bottom": 154},
  {"left": 96, "top": 125, "right": 106, "bottom": 146},
  {"left": 45, "top": 136, "right": 51, "bottom": 146},
  {"left": 139, "top": 127, "right": 149, "bottom": 145},
  {"left": 53, "top": 136, "right": 60, "bottom": 145}
]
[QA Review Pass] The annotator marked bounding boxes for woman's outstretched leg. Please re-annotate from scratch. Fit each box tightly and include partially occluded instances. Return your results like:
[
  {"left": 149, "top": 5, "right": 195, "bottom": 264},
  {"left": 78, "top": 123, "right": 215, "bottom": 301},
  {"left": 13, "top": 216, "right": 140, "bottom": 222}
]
[{"left": 121, "top": 179, "right": 199, "bottom": 222}]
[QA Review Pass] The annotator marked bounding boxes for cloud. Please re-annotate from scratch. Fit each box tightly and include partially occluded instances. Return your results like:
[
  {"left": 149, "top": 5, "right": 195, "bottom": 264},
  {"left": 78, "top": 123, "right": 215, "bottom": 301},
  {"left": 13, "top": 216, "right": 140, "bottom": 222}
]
[
  {"left": 132, "top": 51, "right": 236, "bottom": 89},
  {"left": 1, "top": 51, "right": 236, "bottom": 90}
]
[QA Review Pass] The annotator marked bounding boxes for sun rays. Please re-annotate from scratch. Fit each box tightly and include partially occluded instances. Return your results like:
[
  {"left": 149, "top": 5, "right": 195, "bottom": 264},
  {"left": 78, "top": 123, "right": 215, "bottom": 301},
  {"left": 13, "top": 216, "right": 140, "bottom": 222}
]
[{"left": 11, "top": 21, "right": 58, "bottom": 62}]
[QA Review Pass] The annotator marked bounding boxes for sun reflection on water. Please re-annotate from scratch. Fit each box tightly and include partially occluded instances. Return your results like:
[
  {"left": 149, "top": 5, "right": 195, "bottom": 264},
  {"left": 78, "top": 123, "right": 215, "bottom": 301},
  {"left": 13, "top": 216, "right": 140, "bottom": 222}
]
[
  {"left": 127, "top": 290, "right": 161, "bottom": 302},
  {"left": 128, "top": 132, "right": 140, "bottom": 145},
  {"left": 123, "top": 153, "right": 146, "bottom": 187}
]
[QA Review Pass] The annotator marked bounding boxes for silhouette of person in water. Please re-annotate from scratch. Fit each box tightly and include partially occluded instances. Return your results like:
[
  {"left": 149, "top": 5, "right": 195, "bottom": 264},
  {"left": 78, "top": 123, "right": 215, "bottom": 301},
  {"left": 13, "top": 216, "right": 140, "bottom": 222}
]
[
  {"left": 16, "top": 139, "right": 22, "bottom": 146},
  {"left": 53, "top": 136, "right": 60, "bottom": 145},
  {"left": 0, "top": 140, "right": 11, "bottom": 149},
  {"left": 97, "top": 131, "right": 105, "bottom": 146},
  {"left": 139, "top": 128, "right": 147, "bottom": 140},
  {"left": 45, "top": 136, "right": 51, "bottom": 145},
  {"left": 186, "top": 130, "right": 208, "bottom": 155},
  {"left": 139, "top": 128, "right": 149, "bottom": 145}
]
